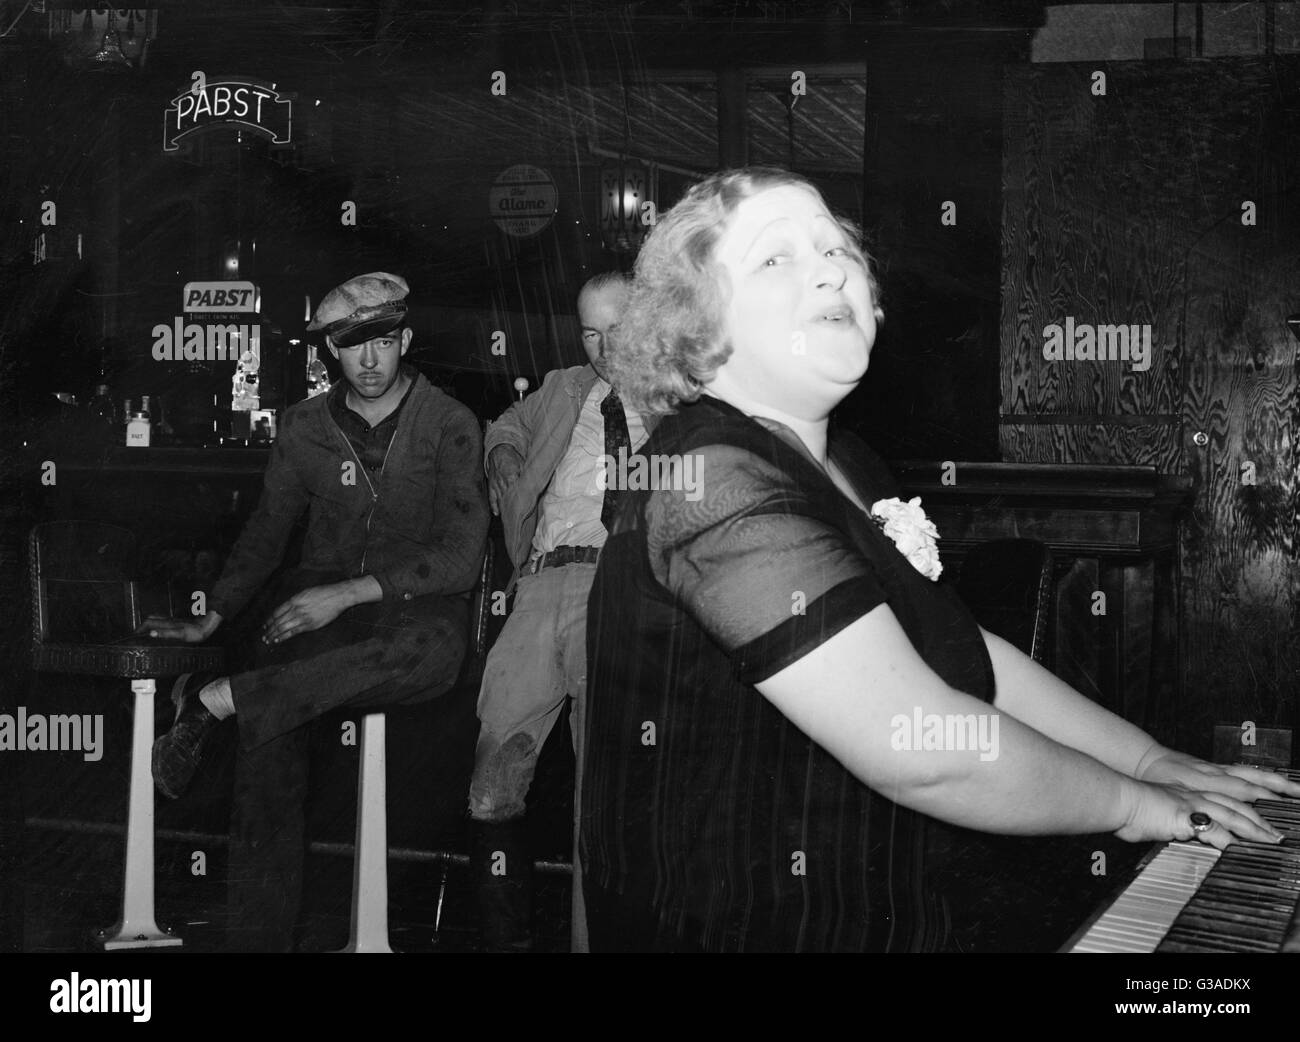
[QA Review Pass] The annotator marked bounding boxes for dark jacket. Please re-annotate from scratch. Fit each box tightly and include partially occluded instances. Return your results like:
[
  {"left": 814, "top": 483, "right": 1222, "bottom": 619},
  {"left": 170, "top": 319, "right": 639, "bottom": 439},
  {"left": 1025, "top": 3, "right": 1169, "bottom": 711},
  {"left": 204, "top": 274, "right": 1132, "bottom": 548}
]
[{"left": 209, "top": 371, "right": 488, "bottom": 620}]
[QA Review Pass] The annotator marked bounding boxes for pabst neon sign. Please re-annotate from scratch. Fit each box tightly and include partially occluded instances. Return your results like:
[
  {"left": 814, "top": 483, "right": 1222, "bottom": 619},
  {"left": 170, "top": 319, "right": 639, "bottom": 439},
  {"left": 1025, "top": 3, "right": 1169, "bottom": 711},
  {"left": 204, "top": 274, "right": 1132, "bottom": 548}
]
[{"left": 163, "top": 74, "right": 292, "bottom": 153}]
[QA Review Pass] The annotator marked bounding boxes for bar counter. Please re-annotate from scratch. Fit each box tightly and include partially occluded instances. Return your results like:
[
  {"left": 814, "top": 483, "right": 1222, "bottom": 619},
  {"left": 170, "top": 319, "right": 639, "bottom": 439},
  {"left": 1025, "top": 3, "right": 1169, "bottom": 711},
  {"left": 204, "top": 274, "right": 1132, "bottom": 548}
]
[{"left": 49, "top": 443, "right": 272, "bottom": 477}]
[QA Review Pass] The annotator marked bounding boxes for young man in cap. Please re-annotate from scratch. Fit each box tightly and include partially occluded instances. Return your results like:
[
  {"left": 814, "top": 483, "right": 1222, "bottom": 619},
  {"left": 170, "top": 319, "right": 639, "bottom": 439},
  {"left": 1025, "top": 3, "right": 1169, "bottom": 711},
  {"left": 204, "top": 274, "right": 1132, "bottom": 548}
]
[
  {"left": 144, "top": 271, "right": 489, "bottom": 952},
  {"left": 470, "top": 272, "right": 651, "bottom": 951}
]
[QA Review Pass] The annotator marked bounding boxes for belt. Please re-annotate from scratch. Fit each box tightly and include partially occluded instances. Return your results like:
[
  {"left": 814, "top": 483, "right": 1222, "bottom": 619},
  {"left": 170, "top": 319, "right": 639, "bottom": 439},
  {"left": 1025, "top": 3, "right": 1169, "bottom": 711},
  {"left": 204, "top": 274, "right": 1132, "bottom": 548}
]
[{"left": 527, "top": 545, "right": 601, "bottom": 574}]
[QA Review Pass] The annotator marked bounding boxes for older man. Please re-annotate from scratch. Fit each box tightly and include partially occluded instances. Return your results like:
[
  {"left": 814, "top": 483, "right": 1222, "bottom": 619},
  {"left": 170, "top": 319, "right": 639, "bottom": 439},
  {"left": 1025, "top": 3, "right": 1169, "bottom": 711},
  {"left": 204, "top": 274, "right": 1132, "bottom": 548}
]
[
  {"left": 470, "top": 272, "right": 651, "bottom": 952},
  {"left": 145, "top": 272, "right": 488, "bottom": 951}
]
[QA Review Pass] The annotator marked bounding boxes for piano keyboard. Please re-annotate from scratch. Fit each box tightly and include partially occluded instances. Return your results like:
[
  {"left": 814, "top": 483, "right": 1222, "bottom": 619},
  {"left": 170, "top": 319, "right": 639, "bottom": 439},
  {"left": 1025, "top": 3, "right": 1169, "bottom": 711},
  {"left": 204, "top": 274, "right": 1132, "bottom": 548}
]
[{"left": 1066, "top": 767, "right": 1300, "bottom": 953}]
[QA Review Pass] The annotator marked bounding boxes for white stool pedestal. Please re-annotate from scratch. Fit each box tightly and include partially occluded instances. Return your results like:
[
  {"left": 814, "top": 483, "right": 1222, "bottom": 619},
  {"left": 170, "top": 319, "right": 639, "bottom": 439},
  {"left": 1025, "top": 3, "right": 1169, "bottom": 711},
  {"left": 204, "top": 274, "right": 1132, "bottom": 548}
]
[
  {"left": 98, "top": 678, "right": 181, "bottom": 950},
  {"left": 333, "top": 712, "right": 392, "bottom": 953}
]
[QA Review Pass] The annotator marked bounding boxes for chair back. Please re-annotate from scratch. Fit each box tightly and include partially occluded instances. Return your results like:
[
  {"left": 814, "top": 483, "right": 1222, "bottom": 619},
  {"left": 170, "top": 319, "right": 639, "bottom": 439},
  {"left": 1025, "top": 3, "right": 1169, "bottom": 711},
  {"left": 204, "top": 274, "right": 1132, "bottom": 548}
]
[
  {"left": 30, "top": 521, "right": 139, "bottom": 649},
  {"left": 955, "top": 538, "right": 1054, "bottom": 664}
]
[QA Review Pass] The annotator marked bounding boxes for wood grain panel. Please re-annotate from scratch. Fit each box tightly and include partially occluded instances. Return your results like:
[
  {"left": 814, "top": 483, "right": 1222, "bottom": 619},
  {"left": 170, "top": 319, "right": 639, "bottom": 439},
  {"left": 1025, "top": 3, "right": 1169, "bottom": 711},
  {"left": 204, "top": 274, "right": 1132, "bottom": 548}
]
[
  {"left": 999, "top": 421, "right": 1179, "bottom": 470},
  {"left": 1001, "top": 58, "right": 1300, "bottom": 756},
  {"left": 1179, "top": 238, "right": 1300, "bottom": 753},
  {"left": 1001, "top": 64, "right": 1185, "bottom": 448}
]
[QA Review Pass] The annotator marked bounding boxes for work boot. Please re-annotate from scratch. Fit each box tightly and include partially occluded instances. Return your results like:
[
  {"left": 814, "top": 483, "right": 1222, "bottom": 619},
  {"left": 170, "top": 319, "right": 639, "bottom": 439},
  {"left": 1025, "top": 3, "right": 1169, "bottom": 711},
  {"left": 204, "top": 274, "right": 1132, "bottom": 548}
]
[
  {"left": 471, "top": 818, "right": 533, "bottom": 952},
  {"left": 152, "top": 671, "right": 222, "bottom": 799}
]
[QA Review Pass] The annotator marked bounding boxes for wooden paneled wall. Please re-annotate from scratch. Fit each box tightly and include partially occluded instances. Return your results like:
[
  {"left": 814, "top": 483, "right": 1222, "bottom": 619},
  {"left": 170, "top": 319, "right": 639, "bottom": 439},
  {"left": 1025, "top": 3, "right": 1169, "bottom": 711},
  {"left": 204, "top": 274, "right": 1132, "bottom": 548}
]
[{"left": 1001, "top": 58, "right": 1300, "bottom": 754}]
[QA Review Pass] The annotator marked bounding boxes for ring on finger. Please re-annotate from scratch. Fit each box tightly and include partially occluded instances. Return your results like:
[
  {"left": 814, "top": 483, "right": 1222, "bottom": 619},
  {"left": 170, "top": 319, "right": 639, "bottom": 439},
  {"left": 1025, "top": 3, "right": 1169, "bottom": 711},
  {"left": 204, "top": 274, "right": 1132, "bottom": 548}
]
[{"left": 1190, "top": 811, "right": 1214, "bottom": 833}]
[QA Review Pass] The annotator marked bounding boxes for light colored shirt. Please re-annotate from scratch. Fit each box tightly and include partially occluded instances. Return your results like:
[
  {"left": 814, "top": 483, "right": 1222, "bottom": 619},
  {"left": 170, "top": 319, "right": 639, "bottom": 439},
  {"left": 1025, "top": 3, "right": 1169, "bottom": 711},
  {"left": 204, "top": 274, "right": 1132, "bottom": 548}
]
[{"left": 532, "top": 378, "right": 648, "bottom": 555}]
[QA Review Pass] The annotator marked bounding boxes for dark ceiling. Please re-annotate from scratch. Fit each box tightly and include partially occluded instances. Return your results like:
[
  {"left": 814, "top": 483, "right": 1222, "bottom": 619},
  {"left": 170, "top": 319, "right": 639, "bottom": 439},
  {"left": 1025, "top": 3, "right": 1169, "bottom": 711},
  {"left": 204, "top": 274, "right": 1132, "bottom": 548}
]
[{"left": 0, "top": 0, "right": 1046, "bottom": 420}]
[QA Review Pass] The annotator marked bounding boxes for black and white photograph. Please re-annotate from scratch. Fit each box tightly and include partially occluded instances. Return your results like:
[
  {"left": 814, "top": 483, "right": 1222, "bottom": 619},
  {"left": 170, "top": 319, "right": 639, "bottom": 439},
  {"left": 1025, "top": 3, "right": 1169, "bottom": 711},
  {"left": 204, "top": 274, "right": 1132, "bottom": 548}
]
[{"left": 1, "top": 0, "right": 1299, "bottom": 1010}]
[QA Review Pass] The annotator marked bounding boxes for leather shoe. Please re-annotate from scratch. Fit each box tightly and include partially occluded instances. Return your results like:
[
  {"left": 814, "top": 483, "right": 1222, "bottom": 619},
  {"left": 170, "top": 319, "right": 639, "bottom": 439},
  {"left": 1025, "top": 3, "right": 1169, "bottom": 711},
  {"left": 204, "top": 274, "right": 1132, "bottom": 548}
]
[{"left": 152, "top": 672, "right": 220, "bottom": 799}]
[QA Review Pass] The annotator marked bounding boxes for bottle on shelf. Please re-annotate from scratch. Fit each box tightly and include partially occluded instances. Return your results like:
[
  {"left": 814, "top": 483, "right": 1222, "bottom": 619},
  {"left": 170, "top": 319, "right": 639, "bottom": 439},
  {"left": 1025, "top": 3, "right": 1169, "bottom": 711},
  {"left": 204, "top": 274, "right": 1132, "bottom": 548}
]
[
  {"left": 305, "top": 344, "right": 330, "bottom": 399},
  {"left": 89, "top": 384, "right": 115, "bottom": 432},
  {"left": 126, "top": 397, "right": 152, "bottom": 447},
  {"left": 125, "top": 410, "right": 151, "bottom": 448}
]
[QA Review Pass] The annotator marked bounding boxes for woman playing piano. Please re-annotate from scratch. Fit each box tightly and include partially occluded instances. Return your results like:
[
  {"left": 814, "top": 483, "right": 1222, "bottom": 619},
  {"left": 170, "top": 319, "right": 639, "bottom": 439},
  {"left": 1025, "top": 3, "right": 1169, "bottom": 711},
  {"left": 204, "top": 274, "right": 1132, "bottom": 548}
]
[{"left": 579, "top": 167, "right": 1300, "bottom": 953}]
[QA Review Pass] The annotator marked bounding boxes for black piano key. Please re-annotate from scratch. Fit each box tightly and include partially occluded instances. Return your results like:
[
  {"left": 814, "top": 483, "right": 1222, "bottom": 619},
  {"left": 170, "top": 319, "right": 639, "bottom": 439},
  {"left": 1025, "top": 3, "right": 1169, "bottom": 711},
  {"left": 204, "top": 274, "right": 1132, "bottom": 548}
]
[{"left": 1171, "top": 909, "right": 1286, "bottom": 942}]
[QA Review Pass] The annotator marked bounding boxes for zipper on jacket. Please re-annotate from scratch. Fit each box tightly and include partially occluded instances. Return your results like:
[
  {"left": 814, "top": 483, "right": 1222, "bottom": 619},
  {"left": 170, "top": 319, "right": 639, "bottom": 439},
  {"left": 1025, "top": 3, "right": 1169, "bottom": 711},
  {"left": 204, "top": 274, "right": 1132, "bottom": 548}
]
[{"left": 327, "top": 406, "right": 400, "bottom": 577}]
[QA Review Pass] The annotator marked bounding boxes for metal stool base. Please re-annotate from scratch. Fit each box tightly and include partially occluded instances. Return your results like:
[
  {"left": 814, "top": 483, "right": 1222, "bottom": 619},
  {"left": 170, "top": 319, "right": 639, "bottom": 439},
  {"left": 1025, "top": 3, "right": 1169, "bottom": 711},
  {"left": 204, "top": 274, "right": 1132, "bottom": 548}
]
[{"left": 99, "top": 927, "right": 183, "bottom": 951}]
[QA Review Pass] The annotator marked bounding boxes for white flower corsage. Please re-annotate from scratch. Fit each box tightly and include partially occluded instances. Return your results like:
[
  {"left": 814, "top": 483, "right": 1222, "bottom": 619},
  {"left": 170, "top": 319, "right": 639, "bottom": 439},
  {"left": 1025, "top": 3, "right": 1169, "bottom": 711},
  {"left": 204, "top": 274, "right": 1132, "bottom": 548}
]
[{"left": 870, "top": 497, "right": 943, "bottom": 581}]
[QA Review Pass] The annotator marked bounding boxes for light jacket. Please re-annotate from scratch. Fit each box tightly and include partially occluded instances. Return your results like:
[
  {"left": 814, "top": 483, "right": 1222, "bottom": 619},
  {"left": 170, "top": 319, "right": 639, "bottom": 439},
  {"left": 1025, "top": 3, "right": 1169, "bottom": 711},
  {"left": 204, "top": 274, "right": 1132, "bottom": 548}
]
[{"left": 484, "top": 364, "right": 658, "bottom": 593}]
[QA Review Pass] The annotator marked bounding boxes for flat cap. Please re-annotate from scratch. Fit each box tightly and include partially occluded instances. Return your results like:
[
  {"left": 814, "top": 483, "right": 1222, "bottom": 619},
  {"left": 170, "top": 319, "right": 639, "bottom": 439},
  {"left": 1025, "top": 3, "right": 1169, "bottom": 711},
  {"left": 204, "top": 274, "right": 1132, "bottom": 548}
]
[{"left": 307, "top": 271, "right": 409, "bottom": 347}]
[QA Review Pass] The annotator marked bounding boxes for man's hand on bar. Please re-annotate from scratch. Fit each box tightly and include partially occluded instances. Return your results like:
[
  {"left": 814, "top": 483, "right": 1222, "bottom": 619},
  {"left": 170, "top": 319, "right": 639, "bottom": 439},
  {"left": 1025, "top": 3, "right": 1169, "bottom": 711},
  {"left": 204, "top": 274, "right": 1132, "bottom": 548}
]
[{"left": 139, "top": 610, "right": 223, "bottom": 643}]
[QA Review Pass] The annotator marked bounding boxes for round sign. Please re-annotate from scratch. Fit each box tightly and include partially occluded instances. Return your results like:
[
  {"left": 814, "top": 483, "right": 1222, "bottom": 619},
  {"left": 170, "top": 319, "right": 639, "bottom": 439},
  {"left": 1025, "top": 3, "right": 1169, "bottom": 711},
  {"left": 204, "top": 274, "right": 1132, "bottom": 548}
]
[{"left": 489, "top": 164, "right": 559, "bottom": 238}]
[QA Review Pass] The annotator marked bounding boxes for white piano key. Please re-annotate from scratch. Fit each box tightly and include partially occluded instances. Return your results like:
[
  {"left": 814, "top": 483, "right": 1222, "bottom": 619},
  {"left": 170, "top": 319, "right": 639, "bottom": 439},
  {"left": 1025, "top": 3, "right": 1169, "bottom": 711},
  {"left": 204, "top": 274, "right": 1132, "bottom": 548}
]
[{"left": 1068, "top": 843, "right": 1222, "bottom": 953}]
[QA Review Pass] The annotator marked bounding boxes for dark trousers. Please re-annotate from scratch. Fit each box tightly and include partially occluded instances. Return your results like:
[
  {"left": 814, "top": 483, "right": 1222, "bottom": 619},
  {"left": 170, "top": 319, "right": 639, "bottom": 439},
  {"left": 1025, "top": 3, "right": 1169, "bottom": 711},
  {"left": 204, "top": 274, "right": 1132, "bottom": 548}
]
[{"left": 225, "top": 570, "right": 467, "bottom": 952}]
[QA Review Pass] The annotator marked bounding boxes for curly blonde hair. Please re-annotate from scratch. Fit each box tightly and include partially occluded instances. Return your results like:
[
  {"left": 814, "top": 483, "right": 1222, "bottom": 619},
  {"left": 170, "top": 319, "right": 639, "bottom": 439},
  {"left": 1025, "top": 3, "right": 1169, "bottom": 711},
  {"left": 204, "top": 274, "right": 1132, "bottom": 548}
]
[{"left": 607, "top": 167, "right": 880, "bottom": 416}]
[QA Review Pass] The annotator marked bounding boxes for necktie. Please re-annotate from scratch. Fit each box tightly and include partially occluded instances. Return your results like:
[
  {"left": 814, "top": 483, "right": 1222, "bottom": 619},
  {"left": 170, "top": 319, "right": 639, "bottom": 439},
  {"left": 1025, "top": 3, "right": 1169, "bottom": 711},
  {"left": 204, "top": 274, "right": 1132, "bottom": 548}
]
[{"left": 600, "top": 387, "right": 631, "bottom": 531}]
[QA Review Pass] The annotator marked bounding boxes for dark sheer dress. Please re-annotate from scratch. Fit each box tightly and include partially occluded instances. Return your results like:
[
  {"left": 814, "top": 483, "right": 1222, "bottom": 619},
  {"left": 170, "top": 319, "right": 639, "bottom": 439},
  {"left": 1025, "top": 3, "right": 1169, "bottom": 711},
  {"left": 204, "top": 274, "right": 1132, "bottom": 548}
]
[{"left": 581, "top": 393, "right": 995, "bottom": 952}]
